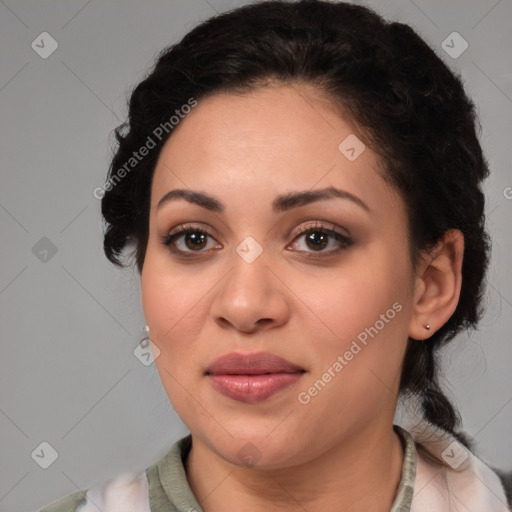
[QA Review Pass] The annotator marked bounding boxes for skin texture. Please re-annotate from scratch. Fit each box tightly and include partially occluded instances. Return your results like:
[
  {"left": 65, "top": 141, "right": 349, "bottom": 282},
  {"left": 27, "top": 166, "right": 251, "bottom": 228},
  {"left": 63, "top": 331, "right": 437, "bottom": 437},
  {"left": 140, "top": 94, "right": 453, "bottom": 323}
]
[{"left": 140, "top": 82, "right": 464, "bottom": 512}]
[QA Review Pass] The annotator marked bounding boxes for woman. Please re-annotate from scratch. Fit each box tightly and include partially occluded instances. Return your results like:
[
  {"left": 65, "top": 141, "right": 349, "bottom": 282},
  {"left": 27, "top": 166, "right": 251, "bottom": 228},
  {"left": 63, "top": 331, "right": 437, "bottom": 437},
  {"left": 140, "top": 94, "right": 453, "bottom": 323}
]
[{"left": 40, "top": 0, "right": 510, "bottom": 510}]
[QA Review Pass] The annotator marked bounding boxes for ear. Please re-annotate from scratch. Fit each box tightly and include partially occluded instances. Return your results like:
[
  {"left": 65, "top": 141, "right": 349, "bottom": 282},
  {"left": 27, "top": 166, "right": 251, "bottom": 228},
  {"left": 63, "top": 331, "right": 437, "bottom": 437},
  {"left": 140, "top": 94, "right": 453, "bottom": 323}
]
[{"left": 408, "top": 229, "right": 464, "bottom": 341}]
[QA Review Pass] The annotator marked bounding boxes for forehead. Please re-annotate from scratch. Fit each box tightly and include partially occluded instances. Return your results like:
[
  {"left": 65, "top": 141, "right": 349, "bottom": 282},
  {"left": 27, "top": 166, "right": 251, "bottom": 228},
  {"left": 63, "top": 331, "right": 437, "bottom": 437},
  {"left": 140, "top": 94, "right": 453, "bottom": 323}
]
[{"left": 150, "top": 83, "right": 400, "bottom": 215}]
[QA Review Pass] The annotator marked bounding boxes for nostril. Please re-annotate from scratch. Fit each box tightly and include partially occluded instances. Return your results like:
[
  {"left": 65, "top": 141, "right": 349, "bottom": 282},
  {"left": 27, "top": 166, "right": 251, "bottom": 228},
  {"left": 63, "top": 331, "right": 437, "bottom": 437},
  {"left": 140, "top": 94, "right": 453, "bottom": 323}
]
[{"left": 256, "top": 318, "right": 272, "bottom": 325}]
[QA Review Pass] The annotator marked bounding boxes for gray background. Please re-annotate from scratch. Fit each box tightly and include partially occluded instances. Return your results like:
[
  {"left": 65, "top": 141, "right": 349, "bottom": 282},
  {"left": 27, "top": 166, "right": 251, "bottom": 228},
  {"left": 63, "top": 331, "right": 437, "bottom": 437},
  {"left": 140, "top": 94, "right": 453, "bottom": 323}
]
[{"left": 0, "top": 1, "right": 510, "bottom": 511}]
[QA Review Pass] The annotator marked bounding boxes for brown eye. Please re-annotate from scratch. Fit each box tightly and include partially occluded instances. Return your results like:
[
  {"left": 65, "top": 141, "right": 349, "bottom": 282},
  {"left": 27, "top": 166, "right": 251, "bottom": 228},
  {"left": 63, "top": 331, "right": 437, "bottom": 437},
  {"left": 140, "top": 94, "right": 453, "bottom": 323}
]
[
  {"left": 182, "top": 231, "right": 208, "bottom": 250},
  {"left": 162, "top": 226, "right": 220, "bottom": 255},
  {"left": 289, "top": 225, "right": 352, "bottom": 256},
  {"left": 303, "top": 231, "right": 329, "bottom": 251}
]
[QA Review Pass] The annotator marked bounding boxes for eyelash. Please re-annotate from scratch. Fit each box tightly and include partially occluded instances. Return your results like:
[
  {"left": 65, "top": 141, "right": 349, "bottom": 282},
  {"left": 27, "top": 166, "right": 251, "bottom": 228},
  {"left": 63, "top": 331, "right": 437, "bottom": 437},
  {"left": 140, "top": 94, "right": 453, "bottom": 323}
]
[{"left": 160, "top": 222, "right": 353, "bottom": 259}]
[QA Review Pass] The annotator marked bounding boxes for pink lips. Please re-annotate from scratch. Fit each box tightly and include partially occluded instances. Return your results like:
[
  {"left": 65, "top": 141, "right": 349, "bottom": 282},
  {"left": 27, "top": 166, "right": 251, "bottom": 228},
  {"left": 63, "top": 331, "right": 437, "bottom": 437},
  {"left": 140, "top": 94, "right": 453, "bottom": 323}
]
[{"left": 205, "top": 352, "right": 305, "bottom": 403}]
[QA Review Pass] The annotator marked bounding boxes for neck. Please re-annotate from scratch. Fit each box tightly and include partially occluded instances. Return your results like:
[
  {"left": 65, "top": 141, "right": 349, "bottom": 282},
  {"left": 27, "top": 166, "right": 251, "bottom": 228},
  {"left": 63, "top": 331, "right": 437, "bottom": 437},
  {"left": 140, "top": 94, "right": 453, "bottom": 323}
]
[{"left": 185, "top": 421, "right": 405, "bottom": 512}]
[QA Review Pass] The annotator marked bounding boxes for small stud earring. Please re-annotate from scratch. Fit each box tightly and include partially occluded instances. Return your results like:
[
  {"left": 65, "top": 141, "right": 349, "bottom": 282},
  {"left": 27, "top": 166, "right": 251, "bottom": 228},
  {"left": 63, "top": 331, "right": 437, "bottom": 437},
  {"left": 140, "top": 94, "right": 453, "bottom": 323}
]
[
  {"left": 425, "top": 324, "right": 431, "bottom": 330},
  {"left": 140, "top": 325, "right": 151, "bottom": 349}
]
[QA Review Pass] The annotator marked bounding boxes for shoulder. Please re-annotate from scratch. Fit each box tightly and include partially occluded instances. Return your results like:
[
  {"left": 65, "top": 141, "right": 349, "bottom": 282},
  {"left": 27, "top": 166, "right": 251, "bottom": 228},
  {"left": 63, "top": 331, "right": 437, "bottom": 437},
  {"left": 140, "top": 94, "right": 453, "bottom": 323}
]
[
  {"left": 40, "top": 490, "right": 87, "bottom": 512},
  {"left": 40, "top": 471, "right": 150, "bottom": 512},
  {"left": 402, "top": 420, "right": 510, "bottom": 511},
  {"left": 38, "top": 437, "right": 193, "bottom": 512},
  {"left": 493, "top": 469, "right": 512, "bottom": 508}
]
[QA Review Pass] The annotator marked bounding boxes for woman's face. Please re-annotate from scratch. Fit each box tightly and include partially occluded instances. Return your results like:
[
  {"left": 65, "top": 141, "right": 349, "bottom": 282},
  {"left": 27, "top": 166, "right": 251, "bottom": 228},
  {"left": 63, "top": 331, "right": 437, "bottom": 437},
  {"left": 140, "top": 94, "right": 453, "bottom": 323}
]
[{"left": 141, "top": 83, "right": 417, "bottom": 469}]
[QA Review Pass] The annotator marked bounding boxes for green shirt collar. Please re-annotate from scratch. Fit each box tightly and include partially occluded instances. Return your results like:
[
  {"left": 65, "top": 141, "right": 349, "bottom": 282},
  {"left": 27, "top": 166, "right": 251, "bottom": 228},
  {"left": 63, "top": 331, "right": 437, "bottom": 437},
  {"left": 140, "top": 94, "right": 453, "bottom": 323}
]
[{"left": 146, "top": 426, "right": 417, "bottom": 512}]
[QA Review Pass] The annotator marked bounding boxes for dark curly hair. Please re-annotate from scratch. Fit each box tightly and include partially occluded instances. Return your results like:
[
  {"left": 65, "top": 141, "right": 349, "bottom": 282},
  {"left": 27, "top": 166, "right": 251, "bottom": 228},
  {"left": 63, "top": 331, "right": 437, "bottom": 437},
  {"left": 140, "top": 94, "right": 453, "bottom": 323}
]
[{"left": 101, "top": 0, "right": 491, "bottom": 446}]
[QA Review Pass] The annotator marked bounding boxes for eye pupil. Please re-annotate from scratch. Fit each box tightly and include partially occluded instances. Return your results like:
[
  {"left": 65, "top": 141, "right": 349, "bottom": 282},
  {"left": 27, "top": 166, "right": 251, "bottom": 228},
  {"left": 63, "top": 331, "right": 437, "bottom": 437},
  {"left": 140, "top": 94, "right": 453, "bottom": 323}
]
[
  {"left": 185, "top": 232, "right": 207, "bottom": 250},
  {"left": 306, "top": 231, "right": 328, "bottom": 250}
]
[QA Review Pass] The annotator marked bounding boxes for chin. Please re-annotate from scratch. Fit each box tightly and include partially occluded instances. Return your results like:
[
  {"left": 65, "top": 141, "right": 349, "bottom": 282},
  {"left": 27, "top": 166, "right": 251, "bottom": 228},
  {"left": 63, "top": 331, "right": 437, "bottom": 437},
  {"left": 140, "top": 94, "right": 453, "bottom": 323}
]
[{"left": 197, "top": 423, "right": 311, "bottom": 470}]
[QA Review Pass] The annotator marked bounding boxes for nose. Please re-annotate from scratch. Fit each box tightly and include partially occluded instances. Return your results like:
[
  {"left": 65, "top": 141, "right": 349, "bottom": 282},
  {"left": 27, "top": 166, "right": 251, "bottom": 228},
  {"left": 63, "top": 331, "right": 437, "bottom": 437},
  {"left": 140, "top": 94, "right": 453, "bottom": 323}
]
[{"left": 210, "top": 252, "right": 291, "bottom": 335}]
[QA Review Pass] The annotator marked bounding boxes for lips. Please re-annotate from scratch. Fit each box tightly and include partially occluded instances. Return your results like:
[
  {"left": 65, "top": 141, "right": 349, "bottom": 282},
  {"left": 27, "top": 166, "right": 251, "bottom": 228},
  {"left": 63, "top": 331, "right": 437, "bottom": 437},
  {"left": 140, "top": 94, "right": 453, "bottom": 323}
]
[
  {"left": 206, "top": 352, "right": 304, "bottom": 375},
  {"left": 205, "top": 352, "right": 305, "bottom": 403}
]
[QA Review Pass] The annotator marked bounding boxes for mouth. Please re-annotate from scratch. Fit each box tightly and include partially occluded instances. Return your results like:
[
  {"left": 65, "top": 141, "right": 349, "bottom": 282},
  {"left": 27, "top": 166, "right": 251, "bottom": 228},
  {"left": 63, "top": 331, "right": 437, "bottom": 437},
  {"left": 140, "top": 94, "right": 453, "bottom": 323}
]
[{"left": 205, "top": 352, "right": 306, "bottom": 404}]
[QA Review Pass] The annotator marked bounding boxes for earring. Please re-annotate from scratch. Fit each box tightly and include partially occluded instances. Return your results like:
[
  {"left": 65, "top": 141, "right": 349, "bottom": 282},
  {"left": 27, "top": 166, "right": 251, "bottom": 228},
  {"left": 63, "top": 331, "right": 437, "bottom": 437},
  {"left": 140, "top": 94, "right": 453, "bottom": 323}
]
[
  {"left": 425, "top": 324, "right": 431, "bottom": 330},
  {"left": 140, "top": 325, "right": 151, "bottom": 348}
]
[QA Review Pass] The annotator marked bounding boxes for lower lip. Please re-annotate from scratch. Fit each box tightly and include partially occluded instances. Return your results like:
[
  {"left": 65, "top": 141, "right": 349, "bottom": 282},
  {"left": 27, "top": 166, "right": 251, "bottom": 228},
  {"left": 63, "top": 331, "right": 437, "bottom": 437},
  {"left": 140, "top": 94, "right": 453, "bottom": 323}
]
[{"left": 208, "top": 373, "right": 303, "bottom": 403}]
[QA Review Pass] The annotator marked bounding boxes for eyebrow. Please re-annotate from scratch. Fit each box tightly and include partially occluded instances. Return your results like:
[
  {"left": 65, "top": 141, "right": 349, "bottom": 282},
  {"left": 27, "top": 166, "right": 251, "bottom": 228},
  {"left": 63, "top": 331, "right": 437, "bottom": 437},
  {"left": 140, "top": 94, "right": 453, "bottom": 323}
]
[{"left": 156, "top": 186, "right": 370, "bottom": 214}]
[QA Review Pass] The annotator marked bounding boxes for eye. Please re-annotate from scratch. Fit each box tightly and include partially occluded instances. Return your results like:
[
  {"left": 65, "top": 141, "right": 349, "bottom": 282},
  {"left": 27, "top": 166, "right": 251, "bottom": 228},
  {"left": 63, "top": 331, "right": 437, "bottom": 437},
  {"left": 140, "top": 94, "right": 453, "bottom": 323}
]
[
  {"left": 288, "top": 222, "right": 352, "bottom": 256},
  {"left": 161, "top": 222, "right": 352, "bottom": 259},
  {"left": 161, "top": 224, "right": 221, "bottom": 256}
]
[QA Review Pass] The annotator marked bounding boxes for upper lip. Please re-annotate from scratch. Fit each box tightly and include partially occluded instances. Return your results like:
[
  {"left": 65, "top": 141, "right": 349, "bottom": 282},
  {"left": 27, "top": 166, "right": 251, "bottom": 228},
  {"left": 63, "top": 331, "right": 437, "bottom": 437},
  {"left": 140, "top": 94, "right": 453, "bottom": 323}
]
[{"left": 205, "top": 352, "right": 305, "bottom": 375}]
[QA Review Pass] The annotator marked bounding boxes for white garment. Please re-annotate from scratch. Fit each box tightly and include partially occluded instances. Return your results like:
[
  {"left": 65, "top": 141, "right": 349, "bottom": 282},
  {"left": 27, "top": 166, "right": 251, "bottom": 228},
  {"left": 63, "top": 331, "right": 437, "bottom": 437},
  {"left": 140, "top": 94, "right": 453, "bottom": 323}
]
[
  {"left": 412, "top": 450, "right": 508, "bottom": 511},
  {"left": 406, "top": 420, "right": 509, "bottom": 511},
  {"left": 76, "top": 424, "right": 509, "bottom": 512},
  {"left": 76, "top": 471, "right": 150, "bottom": 512}
]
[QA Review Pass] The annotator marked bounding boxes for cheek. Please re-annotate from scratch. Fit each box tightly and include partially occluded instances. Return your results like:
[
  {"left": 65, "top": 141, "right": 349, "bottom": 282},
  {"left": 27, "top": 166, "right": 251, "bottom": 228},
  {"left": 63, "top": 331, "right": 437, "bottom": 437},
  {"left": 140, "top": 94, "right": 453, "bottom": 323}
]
[
  {"left": 295, "top": 243, "right": 411, "bottom": 404},
  {"left": 141, "top": 260, "right": 207, "bottom": 413},
  {"left": 141, "top": 244, "right": 207, "bottom": 337},
  {"left": 295, "top": 241, "right": 409, "bottom": 347}
]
